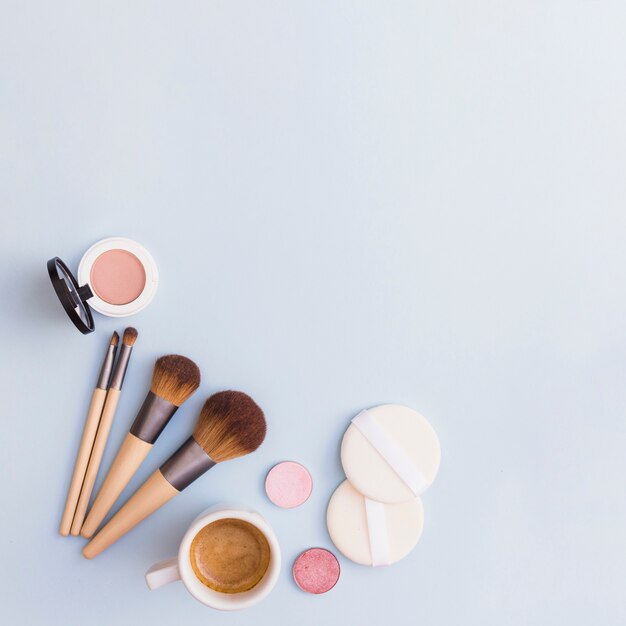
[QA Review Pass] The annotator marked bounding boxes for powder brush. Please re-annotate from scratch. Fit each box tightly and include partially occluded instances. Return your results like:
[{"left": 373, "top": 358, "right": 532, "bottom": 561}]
[
  {"left": 83, "top": 391, "right": 266, "bottom": 558},
  {"left": 70, "top": 328, "right": 137, "bottom": 535},
  {"left": 59, "top": 331, "right": 118, "bottom": 536},
  {"left": 80, "top": 354, "right": 201, "bottom": 538}
]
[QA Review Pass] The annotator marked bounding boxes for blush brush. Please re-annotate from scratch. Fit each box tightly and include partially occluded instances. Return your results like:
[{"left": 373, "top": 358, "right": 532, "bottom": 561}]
[
  {"left": 83, "top": 391, "right": 266, "bottom": 559},
  {"left": 59, "top": 331, "right": 118, "bottom": 536},
  {"left": 80, "top": 354, "right": 201, "bottom": 538}
]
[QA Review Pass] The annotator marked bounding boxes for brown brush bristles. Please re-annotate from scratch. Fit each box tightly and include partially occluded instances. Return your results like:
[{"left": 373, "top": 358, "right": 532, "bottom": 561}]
[
  {"left": 150, "top": 355, "right": 201, "bottom": 406},
  {"left": 123, "top": 327, "right": 138, "bottom": 347},
  {"left": 193, "top": 391, "right": 266, "bottom": 463},
  {"left": 110, "top": 331, "right": 119, "bottom": 347}
]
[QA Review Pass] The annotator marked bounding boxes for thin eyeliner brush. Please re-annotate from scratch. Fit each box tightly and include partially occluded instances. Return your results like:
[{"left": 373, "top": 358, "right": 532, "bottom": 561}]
[
  {"left": 59, "top": 331, "right": 118, "bottom": 536},
  {"left": 70, "top": 328, "right": 137, "bottom": 535}
]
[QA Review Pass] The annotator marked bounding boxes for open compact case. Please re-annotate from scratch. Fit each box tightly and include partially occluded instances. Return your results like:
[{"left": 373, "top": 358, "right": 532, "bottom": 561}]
[{"left": 47, "top": 237, "right": 159, "bottom": 334}]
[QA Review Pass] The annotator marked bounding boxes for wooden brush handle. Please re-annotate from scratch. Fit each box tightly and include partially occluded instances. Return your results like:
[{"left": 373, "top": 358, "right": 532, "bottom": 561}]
[
  {"left": 59, "top": 387, "right": 107, "bottom": 536},
  {"left": 70, "top": 388, "right": 121, "bottom": 535},
  {"left": 81, "top": 433, "right": 153, "bottom": 538},
  {"left": 82, "top": 470, "right": 178, "bottom": 559}
]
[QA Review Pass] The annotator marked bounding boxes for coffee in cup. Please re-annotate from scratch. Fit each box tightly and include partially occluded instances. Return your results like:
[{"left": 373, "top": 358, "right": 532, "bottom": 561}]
[
  {"left": 190, "top": 518, "right": 271, "bottom": 593},
  {"left": 146, "top": 505, "right": 281, "bottom": 610}
]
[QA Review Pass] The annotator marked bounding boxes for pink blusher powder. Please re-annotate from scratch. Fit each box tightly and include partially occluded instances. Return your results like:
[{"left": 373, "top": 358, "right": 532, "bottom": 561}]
[
  {"left": 265, "top": 461, "right": 313, "bottom": 509},
  {"left": 293, "top": 548, "right": 340, "bottom": 594},
  {"left": 90, "top": 249, "right": 146, "bottom": 305}
]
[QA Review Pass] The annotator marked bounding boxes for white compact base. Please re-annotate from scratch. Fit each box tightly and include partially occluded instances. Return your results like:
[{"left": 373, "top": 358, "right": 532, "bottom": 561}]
[{"left": 77, "top": 237, "right": 159, "bottom": 317}]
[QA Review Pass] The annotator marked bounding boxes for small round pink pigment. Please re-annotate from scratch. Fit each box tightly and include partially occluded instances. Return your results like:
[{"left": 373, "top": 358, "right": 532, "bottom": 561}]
[
  {"left": 293, "top": 548, "right": 340, "bottom": 594},
  {"left": 265, "top": 461, "right": 312, "bottom": 509},
  {"left": 90, "top": 249, "right": 146, "bottom": 305}
]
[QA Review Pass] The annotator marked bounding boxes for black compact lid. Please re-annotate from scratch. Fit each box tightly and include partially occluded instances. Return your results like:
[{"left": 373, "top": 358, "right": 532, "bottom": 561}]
[{"left": 47, "top": 257, "right": 96, "bottom": 334}]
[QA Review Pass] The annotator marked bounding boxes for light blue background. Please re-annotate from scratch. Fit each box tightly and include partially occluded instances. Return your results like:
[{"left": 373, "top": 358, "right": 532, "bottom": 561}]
[{"left": 2, "top": 2, "right": 625, "bottom": 624}]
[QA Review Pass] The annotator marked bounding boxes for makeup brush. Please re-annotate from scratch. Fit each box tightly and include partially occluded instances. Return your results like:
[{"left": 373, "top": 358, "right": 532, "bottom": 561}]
[
  {"left": 83, "top": 391, "right": 266, "bottom": 559},
  {"left": 59, "top": 331, "right": 118, "bottom": 536},
  {"left": 70, "top": 327, "right": 138, "bottom": 535},
  {"left": 80, "top": 354, "right": 201, "bottom": 538}
]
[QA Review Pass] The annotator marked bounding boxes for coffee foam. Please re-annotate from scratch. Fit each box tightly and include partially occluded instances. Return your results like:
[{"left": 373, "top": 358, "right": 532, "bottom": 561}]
[{"left": 190, "top": 518, "right": 270, "bottom": 594}]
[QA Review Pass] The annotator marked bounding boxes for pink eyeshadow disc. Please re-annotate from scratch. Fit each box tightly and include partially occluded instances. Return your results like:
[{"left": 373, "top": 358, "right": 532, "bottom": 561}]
[
  {"left": 90, "top": 249, "right": 146, "bottom": 305},
  {"left": 265, "top": 461, "right": 313, "bottom": 508},
  {"left": 293, "top": 548, "right": 340, "bottom": 594}
]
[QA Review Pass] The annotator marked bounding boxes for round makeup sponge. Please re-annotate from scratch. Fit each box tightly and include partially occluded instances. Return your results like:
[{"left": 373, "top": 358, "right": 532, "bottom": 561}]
[
  {"left": 341, "top": 404, "right": 440, "bottom": 504},
  {"left": 327, "top": 480, "right": 424, "bottom": 567},
  {"left": 265, "top": 462, "right": 313, "bottom": 509},
  {"left": 292, "top": 548, "right": 340, "bottom": 594}
]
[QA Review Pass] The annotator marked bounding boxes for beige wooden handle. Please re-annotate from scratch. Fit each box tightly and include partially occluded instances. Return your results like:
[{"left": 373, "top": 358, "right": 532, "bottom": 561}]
[
  {"left": 82, "top": 470, "right": 179, "bottom": 559},
  {"left": 70, "top": 388, "right": 121, "bottom": 535},
  {"left": 81, "top": 433, "right": 153, "bottom": 538},
  {"left": 59, "top": 387, "right": 107, "bottom": 536}
]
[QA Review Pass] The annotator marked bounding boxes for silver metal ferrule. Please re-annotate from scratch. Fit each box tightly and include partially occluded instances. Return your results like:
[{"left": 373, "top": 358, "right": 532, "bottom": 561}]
[
  {"left": 129, "top": 392, "right": 178, "bottom": 444},
  {"left": 160, "top": 437, "right": 216, "bottom": 492},
  {"left": 96, "top": 343, "right": 118, "bottom": 390},
  {"left": 109, "top": 344, "right": 133, "bottom": 390}
]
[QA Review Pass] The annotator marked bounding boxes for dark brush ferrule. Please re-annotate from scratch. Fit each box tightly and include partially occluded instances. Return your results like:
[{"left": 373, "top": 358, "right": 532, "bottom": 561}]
[
  {"left": 96, "top": 343, "right": 118, "bottom": 390},
  {"left": 129, "top": 391, "right": 178, "bottom": 444},
  {"left": 159, "top": 436, "right": 216, "bottom": 492},
  {"left": 109, "top": 344, "right": 133, "bottom": 390}
]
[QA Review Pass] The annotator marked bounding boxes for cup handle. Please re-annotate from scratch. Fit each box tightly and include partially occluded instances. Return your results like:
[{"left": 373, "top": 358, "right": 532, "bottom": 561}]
[{"left": 145, "top": 558, "right": 180, "bottom": 590}]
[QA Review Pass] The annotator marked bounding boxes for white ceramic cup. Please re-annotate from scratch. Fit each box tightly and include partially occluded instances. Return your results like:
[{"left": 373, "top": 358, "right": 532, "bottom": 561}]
[{"left": 145, "top": 504, "right": 281, "bottom": 611}]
